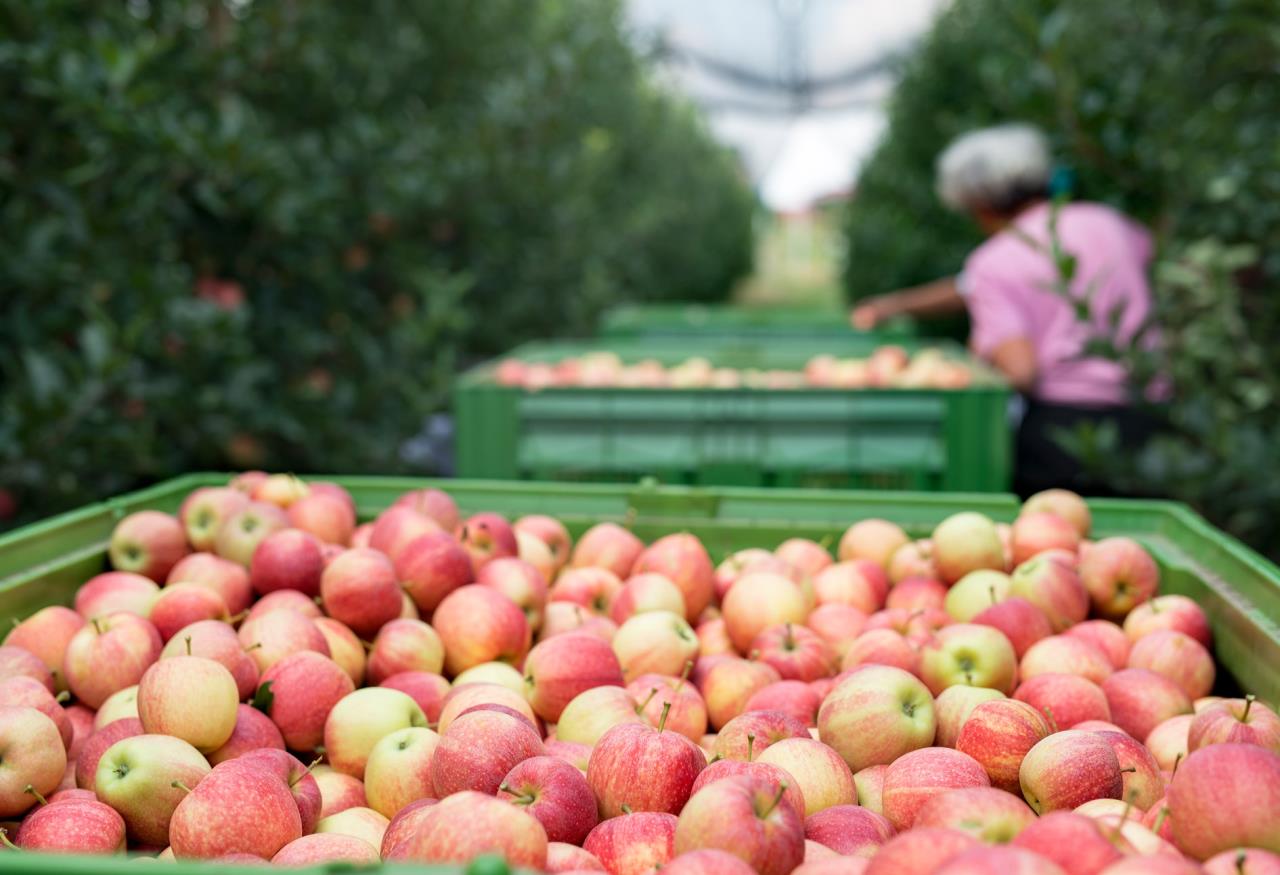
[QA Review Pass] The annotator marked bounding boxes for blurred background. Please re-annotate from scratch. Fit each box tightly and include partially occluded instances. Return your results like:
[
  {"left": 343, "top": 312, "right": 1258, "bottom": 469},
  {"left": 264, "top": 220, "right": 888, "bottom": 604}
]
[{"left": 2, "top": 0, "right": 1277, "bottom": 557}]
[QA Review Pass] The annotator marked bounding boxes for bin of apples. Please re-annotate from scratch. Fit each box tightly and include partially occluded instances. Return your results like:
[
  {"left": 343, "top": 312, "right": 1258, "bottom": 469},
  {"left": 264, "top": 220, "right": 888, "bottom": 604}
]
[
  {"left": 0, "top": 474, "right": 1277, "bottom": 875},
  {"left": 493, "top": 347, "right": 975, "bottom": 391}
]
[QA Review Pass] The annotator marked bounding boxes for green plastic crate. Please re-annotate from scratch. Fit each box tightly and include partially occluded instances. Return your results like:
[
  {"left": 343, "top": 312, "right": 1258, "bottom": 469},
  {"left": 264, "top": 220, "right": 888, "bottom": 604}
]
[
  {"left": 600, "top": 303, "right": 917, "bottom": 341},
  {"left": 454, "top": 339, "right": 1012, "bottom": 491}
]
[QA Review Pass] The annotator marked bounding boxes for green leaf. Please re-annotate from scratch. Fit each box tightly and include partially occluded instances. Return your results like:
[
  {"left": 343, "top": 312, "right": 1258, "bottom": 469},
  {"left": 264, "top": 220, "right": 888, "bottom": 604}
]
[{"left": 252, "top": 681, "right": 274, "bottom": 714}]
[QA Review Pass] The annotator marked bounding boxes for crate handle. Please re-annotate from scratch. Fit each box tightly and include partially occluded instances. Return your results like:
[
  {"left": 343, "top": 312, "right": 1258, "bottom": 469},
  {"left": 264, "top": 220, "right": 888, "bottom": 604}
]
[{"left": 627, "top": 477, "right": 722, "bottom": 519}]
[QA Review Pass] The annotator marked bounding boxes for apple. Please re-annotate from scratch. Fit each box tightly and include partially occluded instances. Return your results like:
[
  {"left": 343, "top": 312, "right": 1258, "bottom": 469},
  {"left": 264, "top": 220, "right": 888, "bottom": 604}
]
[
  {"left": 362, "top": 726, "right": 441, "bottom": 818},
  {"left": 13, "top": 792, "right": 126, "bottom": 853},
  {"left": 375, "top": 670, "right": 452, "bottom": 729},
  {"left": 1022, "top": 489, "right": 1091, "bottom": 537},
  {"left": 323, "top": 687, "right": 428, "bottom": 778},
  {"left": 314, "top": 617, "right": 365, "bottom": 686},
  {"left": 610, "top": 573, "right": 686, "bottom": 624},
  {"left": 234, "top": 748, "right": 322, "bottom": 834},
  {"left": 74, "top": 717, "right": 143, "bottom": 792},
  {"left": 477, "top": 557, "right": 548, "bottom": 631},
  {"left": 214, "top": 502, "right": 288, "bottom": 567},
  {"left": 237, "top": 608, "right": 329, "bottom": 674},
  {"left": 0, "top": 677, "right": 72, "bottom": 750},
  {"left": 229, "top": 470, "right": 269, "bottom": 493},
  {"left": 363, "top": 619, "right": 444, "bottom": 684},
  {"left": 806, "top": 605, "right": 868, "bottom": 660},
  {"left": 207, "top": 703, "right": 286, "bottom": 765},
  {"left": 92, "top": 684, "right": 138, "bottom": 731},
  {"left": 692, "top": 760, "right": 807, "bottom": 820},
  {"left": 1188, "top": 695, "right": 1280, "bottom": 753},
  {"left": 316, "top": 805, "right": 387, "bottom": 849},
  {"left": 969, "top": 597, "right": 1051, "bottom": 660},
  {"left": 109, "top": 511, "right": 189, "bottom": 582},
  {"left": 259, "top": 650, "right": 355, "bottom": 752},
  {"left": 248, "top": 528, "right": 325, "bottom": 597},
  {"left": 3, "top": 606, "right": 84, "bottom": 691},
  {"left": 369, "top": 506, "right": 443, "bottom": 562},
  {"left": 817, "top": 665, "right": 936, "bottom": 772},
  {"left": 1008, "top": 554, "right": 1088, "bottom": 632},
  {"left": 1011, "top": 512, "right": 1081, "bottom": 567},
  {"left": 1145, "top": 714, "right": 1193, "bottom": 770},
  {"left": 499, "top": 755, "right": 598, "bottom": 845},
  {"left": 861, "top": 827, "right": 979, "bottom": 875},
  {"left": 745, "top": 681, "right": 822, "bottom": 727},
  {"left": 437, "top": 682, "right": 538, "bottom": 734},
  {"left": 588, "top": 713, "right": 706, "bottom": 817},
  {"left": 631, "top": 533, "right": 715, "bottom": 622},
  {"left": 434, "top": 585, "right": 531, "bottom": 675},
  {"left": 286, "top": 492, "right": 356, "bottom": 546},
  {"left": 546, "top": 841, "right": 607, "bottom": 873},
  {"left": 148, "top": 584, "right": 228, "bottom": 642},
  {"left": 0, "top": 706, "right": 66, "bottom": 818},
  {"left": 1013, "top": 673, "right": 1110, "bottom": 730},
  {"left": 696, "top": 617, "right": 737, "bottom": 656},
  {"left": 431, "top": 708, "right": 543, "bottom": 796},
  {"left": 717, "top": 550, "right": 799, "bottom": 601},
  {"left": 350, "top": 522, "right": 373, "bottom": 548},
  {"left": 887, "top": 577, "right": 948, "bottom": 613},
  {"left": 931, "top": 513, "right": 1004, "bottom": 584},
  {"left": 552, "top": 567, "right": 625, "bottom": 616},
  {"left": 523, "top": 632, "right": 624, "bottom": 723},
  {"left": 395, "top": 531, "right": 474, "bottom": 614},
  {"left": 74, "top": 571, "right": 159, "bottom": 620},
  {"left": 1093, "top": 730, "right": 1163, "bottom": 810},
  {"left": 246, "top": 587, "right": 322, "bottom": 621},
  {"left": 933, "top": 685, "right": 1006, "bottom": 748},
  {"left": 931, "top": 846, "right": 1069, "bottom": 875},
  {"left": 1018, "top": 730, "right": 1123, "bottom": 814},
  {"left": 1167, "top": 743, "right": 1280, "bottom": 859},
  {"left": 674, "top": 776, "right": 805, "bottom": 875},
  {"left": 714, "top": 710, "right": 811, "bottom": 761},
  {"left": 813, "top": 561, "right": 888, "bottom": 614},
  {"left": 863, "top": 607, "right": 951, "bottom": 644},
  {"left": 1020, "top": 635, "right": 1114, "bottom": 685},
  {"left": 1079, "top": 537, "right": 1159, "bottom": 619},
  {"left": 137, "top": 655, "right": 238, "bottom": 752},
  {"left": 919, "top": 623, "right": 1018, "bottom": 696},
  {"left": 319, "top": 548, "right": 402, "bottom": 638},
  {"left": 1127, "top": 630, "right": 1215, "bottom": 699},
  {"left": 752, "top": 624, "right": 835, "bottom": 683},
  {"left": 914, "top": 785, "right": 1034, "bottom": 843},
  {"left": 160, "top": 619, "right": 258, "bottom": 699},
  {"left": 701, "top": 657, "right": 782, "bottom": 730},
  {"left": 180, "top": 487, "right": 250, "bottom": 551},
  {"left": 584, "top": 810, "right": 677, "bottom": 875},
  {"left": 571, "top": 522, "right": 645, "bottom": 579},
  {"left": 722, "top": 572, "right": 808, "bottom": 653},
  {"left": 803, "top": 803, "right": 894, "bottom": 856},
  {"left": 756, "top": 737, "right": 856, "bottom": 815},
  {"left": 1202, "top": 850, "right": 1280, "bottom": 875},
  {"left": 251, "top": 474, "right": 310, "bottom": 508},
  {"left": 853, "top": 765, "right": 886, "bottom": 813},
  {"left": 64, "top": 612, "right": 162, "bottom": 709},
  {"left": 955, "top": 698, "right": 1052, "bottom": 792},
  {"left": 1057, "top": 623, "right": 1128, "bottom": 672},
  {"left": 841, "top": 629, "right": 919, "bottom": 675},
  {"left": 611, "top": 611, "right": 700, "bottom": 681},
  {"left": 1102, "top": 669, "right": 1193, "bottom": 740},
  {"left": 311, "top": 764, "right": 368, "bottom": 818},
  {"left": 664, "top": 849, "right": 759, "bottom": 875},
  {"left": 167, "top": 757, "right": 302, "bottom": 859},
  {"left": 1123, "top": 595, "right": 1212, "bottom": 648},
  {"left": 628, "top": 672, "right": 708, "bottom": 742},
  {"left": 514, "top": 515, "right": 572, "bottom": 569},
  {"left": 459, "top": 512, "right": 519, "bottom": 572},
  {"left": 94, "top": 733, "right": 210, "bottom": 846},
  {"left": 887, "top": 540, "right": 938, "bottom": 585},
  {"left": 838, "top": 519, "right": 909, "bottom": 569},
  {"left": 881, "top": 746, "right": 989, "bottom": 830},
  {"left": 1011, "top": 811, "right": 1123, "bottom": 875},
  {"left": 545, "top": 739, "right": 592, "bottom": 772},
  {"left": 272, "top": 833, "right": 379, "bottom": 865},
  {"left": 455, "top": 660, "right": 525, "bottom": 694},
  {"left": 774, "top": 538, "right": 832, "bottom": 579},
  {"left": 944, "top": 570, "right": 1012, "bottom": 621}
]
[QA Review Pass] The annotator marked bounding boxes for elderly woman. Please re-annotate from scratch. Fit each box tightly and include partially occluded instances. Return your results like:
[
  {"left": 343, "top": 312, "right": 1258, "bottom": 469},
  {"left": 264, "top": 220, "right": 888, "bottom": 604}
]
[{"left": 853, "top": 124, "right": 1159, "bottom": 496}]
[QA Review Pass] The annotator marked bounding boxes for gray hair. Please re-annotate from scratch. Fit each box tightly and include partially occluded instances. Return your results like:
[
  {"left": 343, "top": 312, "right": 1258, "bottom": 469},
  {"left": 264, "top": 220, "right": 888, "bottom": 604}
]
[{"left": 936, "top": 124, "right": 1052, "bottom": 215}]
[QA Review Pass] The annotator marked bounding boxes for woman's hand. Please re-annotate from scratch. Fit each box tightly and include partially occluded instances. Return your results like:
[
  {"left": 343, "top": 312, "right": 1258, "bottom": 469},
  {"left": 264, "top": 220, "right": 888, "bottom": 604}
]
[{"left": 850, "top": 296, "right": 895, "bottom": 330}]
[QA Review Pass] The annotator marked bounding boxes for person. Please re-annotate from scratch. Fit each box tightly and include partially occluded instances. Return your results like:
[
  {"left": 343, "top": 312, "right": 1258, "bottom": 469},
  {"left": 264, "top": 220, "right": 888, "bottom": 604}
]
[{"left": 851, "top": 124, "right": 1160, "bottom": 497}]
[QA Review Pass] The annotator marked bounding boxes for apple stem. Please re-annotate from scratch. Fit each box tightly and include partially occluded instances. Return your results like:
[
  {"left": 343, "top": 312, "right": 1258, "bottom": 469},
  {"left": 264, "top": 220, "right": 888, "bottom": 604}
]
[
  {"left": 988, "top": 585, "right": 998, "bottom": 605},
  {"left": 783, "top": 624, "right": 794, "bottom": 648},
  {"left": 1242, "top": 694, "right": 1255, "bottom": 722},
  {"left": 170, "top": 780, "right": 192, "bottom": 794},
  {"left": 760, "top": 782, "right": 788, "bottom": 819},
  {"left": 243, "top": 642, "right": 263, "bottom": 653},
  {"left": 1171, "top": 752, "right": 1183, "bottom": 778},
  {"left": 675, "top": 659, "right": 693, "bottom": 693},
  {"left": 91, "top": 617, "right": 103, "bottom": 635},
  {"left": 227, "top": 610, "right": 250, "bottom": 624},
  {"left": 1119, "top": 767, "right": 1137, "bottom": 774},
  {"left": 1236, "top": 850, "right": 1247, "bottom": 875},
  {"left": 746, "top": 733, "right": 756, "bottom": 762},
  {"left": 1150, "top": 805, "right": 1169, "bottom": 836},
  {"left": 620, "top": 804, "right": 632, "bottom": 815},
  {"left": 23, "top": 785, "right": 48, "bottom": 806},
  {"left": 657, "top": 701, "right": 672, "bottom": 734},
  {"left": 748, "top": 649, "right": 760, "bottom": 662},
  {"left": 184, "top": 635, "right": 193, "bottom": 657},
  {"left": 636, "top": 687, "right": 660, "bottom": 715},
  {"left": 54, "top": 691, "right": 70, "bottom": 704},
  {"left": 818, "top": 534, "right": 834, "bottom": 550},
  {"left": 291, "top": 755, "right": 324, "bottom": 788},
  {"left": 0, "top": 827, "right": 18, "bottom": 851},
  {"left": 708, "top": 753, "right": 723, "bottom": 765}
]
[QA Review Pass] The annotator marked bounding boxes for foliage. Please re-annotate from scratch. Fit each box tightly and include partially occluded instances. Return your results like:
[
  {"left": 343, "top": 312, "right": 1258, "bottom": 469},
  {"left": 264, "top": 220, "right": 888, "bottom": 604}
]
[
  {"left": 843, "top": 0, "right": 1280, "bottom": 557},
  {"left": 0, "top": 0, "right": 754, "bottom": 528}
]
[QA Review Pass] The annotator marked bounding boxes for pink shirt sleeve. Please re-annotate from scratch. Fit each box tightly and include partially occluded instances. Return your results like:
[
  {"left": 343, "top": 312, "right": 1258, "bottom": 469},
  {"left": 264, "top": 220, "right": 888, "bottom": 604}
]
[{"left": 961, "top": 258, "right": 1030, "bottom": 358}]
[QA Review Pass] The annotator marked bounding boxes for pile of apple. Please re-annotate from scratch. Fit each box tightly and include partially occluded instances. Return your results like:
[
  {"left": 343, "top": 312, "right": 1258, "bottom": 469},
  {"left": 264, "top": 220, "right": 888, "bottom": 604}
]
[
  {"left": 1, "top": 476, "right": 1278, "bottom": 875},
  {"left": 492, "top": 346, "right": 973, "bottom": 391}
]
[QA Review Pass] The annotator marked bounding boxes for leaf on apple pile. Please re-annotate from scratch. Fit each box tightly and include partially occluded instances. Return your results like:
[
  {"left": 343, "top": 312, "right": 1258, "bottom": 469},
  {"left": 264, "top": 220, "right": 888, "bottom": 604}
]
[{"left": 252, "top": 680, "right": 275, "bottom": 714}]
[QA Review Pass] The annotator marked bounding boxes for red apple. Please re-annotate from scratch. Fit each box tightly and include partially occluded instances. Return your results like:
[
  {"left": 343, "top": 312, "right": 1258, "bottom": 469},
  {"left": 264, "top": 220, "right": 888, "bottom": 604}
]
[
  {"left": 714, "top": 709, "right": 811, "bottom": 761},
  {"left": 546, "top": 841, "right": 607, "bottom": 873},
  {"left": 696, "top": 617, "right": 736, "bottom": 656},
  {"left": 919, "top": 623, "right": 1018, "bottom": 696},
  {"left": 74, "top": 717, "right": 143, "bottom": 792},
  {"left": 863, "top": 607, "right": 951, "bottom": 644},
  {"left": 246, "top": 587, "right": 322, "bottom": 621},
  {"left": 933, "top": 846, "right": 1069, "bottom": 875},
  {"left": 545, "top": 739, "right": 592, "bottom": 772},
  {"left": 752, "top": 624, "right": 835, "bottom": 683},
  {"left": 887, "top": 576, "right": 948, "bottom": 613},
  {"left": 1008, "top": 554, "right": 1088, "bottom": 632},
  {"left": 272, "top": 833, "right": 378, "bottom": 866},
  {"left": 74, "top": 571, "right": 158, "bottom": 621},
  {"left": 499, "top": 754, "right": 598, "bottom": 845},
  {"left": 369, "top": 506, "right": 442, "bottom": 563},
  {"left": 0, "top": 705, "right": 66, "bottom": 817},
  {"left": 94, "top": 733, "right": 210, "bottom": 847},
  {"left": 806, "top": 605, "right": 868, "bottom": 660},
  {"left": 756, "top": 737, "right": 857, "bottom": 815},
  {"left": 1014, "top": 673, "right": 1111, "bottom": 730},
  {"left": 814, "top": 562, "right": 888, "bottom": 614},
  {"left": 674, "top": 776, "right": 805, "bottom": 875},
  {"left": 1127, "top": 630, "right": 1214, "bottom": 699},
  {"left": 571, "top": 523, "right": 645, "bottom": 579},
  {"left": 701, "top": 658, "right": 782, "bottom": 730},
  {"left": 972, "top": 597, "right": 1052, "bottom": 659},
  {"left": 838, "top": 519, "right": 909, "bottom": 569},
  {"left": 437, "top": 682, "right": 538, "bottom": 735},
  {"left": 313, "top": 617, "right": 366, "bottom": 686},
  {"left": 775, "top": 538, "right": 833, "bottom": 579},
  {"left": 312, "top": 767, "right": 368, "bottom": 818},
  {"left": 1021, "top": 635, "right": 1114, "bottom": 685},
  {"left": 817, "top": 666, "right": 936, "bottom": 772},
  {"left": 434, "top": 585, "right": 531, "bottom": 675},
  {"left": 588, "top": 714, "right": 706, "bottom": 816},
  {"left": 14, "top": 793, "right": 127, "bottom": 853},
  {"left": 0, "top": 677, "right": 73, "bottom": 750},
  {"left": 841, "top": 629, "right": 919, "bottom": 675},
  {"left": 238, "top": 608, "right": 329, "bottom": 674},
  {"left": 1080, "top": 537, "right": 1159, "bottom": 619},
  {"left": 1167, "top": 743, "right": 1280, "bottom": 860},
  {"left": 109, "top": 511, "right": 189, "bottom": 582},
  {"left": 1012, "top": 811, "right": 1123, "bottom": 875},
  {"left": 161, "top": 619, "right": 258, "bottom": 699},
  {"left": 181, "top": 487, "right": 250, "bottom": 551},
  {"left": 584, "top": 810, "right": 676, "bottom": 875},
  {"left": 955, "top": 699, "right": 1053, "bottom": 792},
  {"left": 629, "top": 673, "right": 708, "bottom": 742},
  {"left": 214, "top": 502, "right": 289, "bottom": 567},
  {"left": 664, "top": 849, "right": 759, "bottom": 875},
  {"left": 459, "top": 512, "right": 519, "bottom": 572},
  {"left": 366, "top": 619, "right": 444, "bottom": 684},
  {"left": 377, "top": 671, "right": 449, "bottom": 724},
  {"left": 1123, "top": 595, "right": 1212, "bottom": 648},
  {"left": 1018, "top": 730, "right": 1123, "bottom": 814},
  {"left": 207, "top": 703, "right": 286, "bottom": 765},
  {"left": 1202, "top": 850, "right": 1280, "bottom": 875},
  {"left": 610, "top": 573, "right": 686, "bottom": 625},
  {"left": 631, "top": 533, "right": 715, "bottom": 622},
  {"left": 1022, "top": 489, "right": 1091, "bottom": 537},
  {"left": 722, "top": 572, "right": 808, "bottom": 654},
  {"left": 746, "top": 681, "right": 822, "bottom": 727},
  {"left": 1102, "top": 669, "right": 1193, "bottom": 741},
  {"left": 881, "top": 747, "right": 989, "bottom": 830},
  {"left": 862, "top": 827, "right": 979, "bottom": 875},
  {"left": 1064, "top": 620, "right": 1130, "bottom": 670},
  {"left": 259, "top": 650, "right": 355, "bottom": 752},
  {"left": 137, "top": 655, "right": 238, "bottom": 753},
  {"left": 1145, "top": 714, "right": 1193, "bottom": 770},
  {"left": 524, "top": 632, "right": 625, "bottom": 723},
  {"left": 550, "top": 567, "right": 624, "bottom": 615},
  {"left": 1188, "top": 695, "right": 1280, "bottom": 753},
  {"left": 431, "top": 708, "right": 543, "bottom": 796},
  {"left": 3, "top": 606, "right": 84, "bottom": 691},
  {"left": 691, "top": 759, "right": 807, "bottom": 819},
  {"left": 478, "top": 557, "right": 549, "bottom": 631},
  {"left": 229, "top": 471, "right": 269, "bottom": 493},
  {"left": 168, "top": 758, "right": 302, "bottom": 859},
  {"left": 249, "top": 529, "right": 325, "bottom": 597},
  {"left": 514, "top": 515, "right": 572, "bottom": 570},
  {"left": 887, "top": 540, "right": 938, "bottom": 585},
  {"left": 1011, "top": 512, "right": 1081, "bottom": 566},
  {"left": 286, "top": 492, "right": 356, "bottom": 546},
  {"left": 393, "top": 531, "right": 473, "bottom": 614},
  {"left": 934, "top": 685, "right": 1006, "bottom": 748},
  {"left": 148, "top": 584, "right": 228, "bottom": 642},
  {"left": 1093, "top": 730, "right": 1163, "bottom": 810},
  {"left": 64, "top": 612, "right": 162, "bottom": 709},
  {"left": 804, "top": 803, "right": 894, "bottom": 856},
  {"left": 915, "top": 785, "right": 1035, "bottom": 843},
  {"left": 318, "top": 548, "right": 401, "bottom": 638}
]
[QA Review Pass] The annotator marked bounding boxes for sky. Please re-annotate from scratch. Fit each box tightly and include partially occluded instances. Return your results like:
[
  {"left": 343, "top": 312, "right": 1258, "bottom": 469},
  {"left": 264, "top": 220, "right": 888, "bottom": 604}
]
[{"left": 626, "top": 0, "right": 949, "bottom": 212}]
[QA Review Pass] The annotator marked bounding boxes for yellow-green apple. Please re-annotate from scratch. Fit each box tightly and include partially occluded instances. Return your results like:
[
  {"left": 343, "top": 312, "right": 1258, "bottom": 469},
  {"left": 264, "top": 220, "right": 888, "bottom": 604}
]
[
  {"left": 756, "top": 737, "right": 856, "bottom": 815},
  {"left": 934, "top": 685, "right": 1005, "bottom": 748},
  {"left": 945, "top": 570, "right": 1012, "bottom": 621},
  {"left": 459, "top": 512, "right": 519, "bottom": 572},
  {"left": 628, "top": 672, "right": 708, "bottom": 742},
  {"left": 362, "top": 726, "right": 440, "bottom": 818},
  {"left": 323, "top": 687, "right": 427, "bottom": 778},
  {"left": 390, "top": 486, "right": 457, "bottom": 531},
  {"left": 752, "top": 624, "right": 835, "bottom": 683},
  {"left": 93, "top": 684, "right": 138, "bottom": 730},
  {"left": 434, "top": 585, "right": 531, "bottom": 676},
  {"left": 1014, "top": 673, "right": 1111, "bottom": 730},
  {"left": 162, "top": 619, "right": 258, "bottom": 699},
  {"left": 853, "top": 764, "right": 886, "bottom": 813},
  {"left": 881, "top": 747, "right": 990, "bottom": 830},
  {"left": 674, "top": 775, "right": 805, "bottom": 875},
  {"left": 554, "top": 685, "right": 642, "bottom": 746},
  {"left": 272, "top": 833, "right": 378, "bottom": 865},
  {"left": 319, "top": 548, "right": 401, "bottom": 638},
  {"left": 1123, "top": 595, "right": 1212, "bottom": 648},
  {"left": 366, "top": 619, "right": 444, "bottom": 684},
  {"left": 841, "top": 628, "right": 920, "bottom": 675},
  {"left": 1092, "top": 730, "right": 1162, "bottom": 810},
  {"left": 806, "top": 605, "right": 868, "bottom": 660},
  {"left": 541, "top": 602, "right": 618, "bottom": 643},
  {"left": 931, "top": 513, "right": 1005, "bottom": 585},
  {"left": 167, "top": 756, "right": 302, "bottom": 859},
  {"left": 1011, "top": 512, "right": 1081, "bottom": 566},
  {"left": 314, "top": 617, "right": 365, "bottom": 686},
  {"left": 610, "top": 573, "right": 686, "bottom": 625},
  {"left": 1064, "top": 620, "right": 1130, "bottom": 670},
  {"left": 251, "top": 474, "right": 309, "bottom": 508},
  {"left": 312, "top": 765, "right": 367, "bottom": 818},
  {"left": 1022, "top": 489, "right": 1091, "bottom": 538},
  {"left": 0, "top": 705, "right": 65, "bottom": 817},
  {"left": 207, "top": 703, "right": 286, "bottom": 764},
  {"left": 74, "top": 717, "right": 143, "bottom": 791},
  {"left": 384, "top": 789, "right": 547, "bottom": 866},
  {"left": 838, "top": 519, "right": 909, "bottom": 569},
  {"left": 369, "top": 506, "right": 443, "bottom": 562},
  {"left": 804, "top": 803, "right": 894, "bottom": 856},
  {"left": 286, "top": 491, "right": 356, "bottom": 546},
  {"left": 214, "top": 502, "right": 288, "bottom": 567},
  {"left": 137, "top": 655, "right": 237, "bottom": 753},
  {"left": 1008, "top": 555, "right": 1088, "bottom": 632},
  {"left": 1188, "top": 695, "right": 1280, "bottom": 753},
  {"left": 180, "top": 487, "right": 250, "bottom": 551},
  {"left": 13, "top": 792, "right": 126, "bottom": 853},
  {"left": 701, "top": 658, "right": 783, "bottom": 730},
  {"left": 714, "top": 709, "right": 811, "bottom": 761},
  {"left": 915, "top": 786, "right": 1035, "bottom": 843},
  {"left": 395, "top": 531, "right": 474, "bottom": 615},
  {"left": 524, "top": 632, "right": 625, "bottom": 723},
  {"left": 931, "top": 845, "right": 1070, "bottom": 874},
  {"left": 0, "top": 677, "right": 72, "bottom": 750},
  {"left": 1102, "top": 669, "right": 1192, "bottom": 740},
  {"left": 499, "top": 755, "right": 598, "bottom": 845},
  {"left": 1203, "top": 850, "right": 1280, "bottom": 875},
  {"left": 664, "top": 849, "right": 759, "bottom": 875},
  {"left": 630, "top": 533, "right": 714, "bottom": 622},
  {"left": 1020, "top": 635, "right": 1114, "bottom": 685},
  {"left": 955, "top": 699, "right": 1052, "bottom": 792},
  {"left": 437, "top": 682, "right": 537, "bottom": 734},
  {"left": 478, "top": 557, "right": 548, "bottom": 631},
  {"left": 246, "top": 587, "right": 322, "bottom": 621},
  {"left": 1018, "top": 730, "right": 1123, "bottom": 814},
  {"left": 1127, "top": 630, "right": 1214, "bottom": 699},
  {"left": 887, "top": 540, "right": 938, "bottom": 585},
  {"left": 919, "top": 623, "right": 1018, "bottom": 696},
  {"left": 813, "top": 562, "right": 888, "bottom": 614},
  {"left": 545, "top": 739, "right": 592, "bottom": 772},
  {"left": 972, "top": 597, "right": 1052, "bottom": 660},
  {"left": 148, "top": 584, "right": 228, "bottom": 642},
  {"left": 691, "top": 759, "right": 807, "bottom": 818},
  {"left": 696, "top": 617, "right": 736, "bottom": 656},
  {"left": 1079, "top": 537, "right": 1159, "bottom": 619},
  {"left": 316, "top": 805, "right": 387, "bottom": 849},
  {"left": 94, "top": 733, "right": 209, "bottom": 846},
  {"left": 570, "top": 522, "right": 645, "bottom": 579},
  {"left": 248, "top": 528, "right": 325, "bottom": 597},
  {"left": 588, "top": 712, "right": 706, "bottom": 816},
  {"left": 776, "top": 538, "right": 834, "bottom": 579},
  {"left": 74, "top": 571, "right": 159, "bottom": 621},
  {"left": 1167, "top": 743, "right": 1280, "bottom": 859},
  {"left": 722, "top": 572, "right": 808, "bottom": 653},
  {"left": 746, "top": 680, "right": 822, "bottom": 727},
  {"left": 64, "top": 612, "right": 162, "bottom": 709},
  {"left": 515, "top": 515, "right": 572, "bottom": 572},
  {"left": 817, "top": 665, "right": 936, "bottom": 772},
  {"left": 455, "top": 660, "right": 526, "bottom": 694},
  {"left": 863, "top": 827, "right": 979, "bottom": 875},
  {"left": 237, "top": 608, "right": 329, "bottom": 674},
  {"left": 259, "top": 650, "right": 355, "bottom": 752},
  {"left": 613, "top": 611, "right": 699, "bottom": 680},
  {"left": 1011, "top": 810, "right": 1124, "bottom": 875},
  {"left": 431, "top": 708, "right": 543, "bottom": 796},
  {"left": 3, "top": 606, "right": 84, "bottom": 691},
  {"left": 109, "top": 511, "right": 189, "bottom": 582},
  {"left": 229, "top": 470, "right": 269, "bottom": 493},
  {"left": 236, "top": 747, "right": 322, "bottom": 833},
  {"left": 585, "top": 810, "right": 677, "bottom": 875},
  {"left": 1145, "top": 714, "right": 1193, "bottom": 770}
]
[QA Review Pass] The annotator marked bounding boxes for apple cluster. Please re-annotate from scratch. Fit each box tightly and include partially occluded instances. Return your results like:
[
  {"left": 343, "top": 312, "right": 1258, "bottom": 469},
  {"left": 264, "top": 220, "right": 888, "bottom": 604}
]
[
  {"left": 493, "top": 347, "right": 973, "bottom": 391},
  {"left": 0, "top": 476, "right": 1277, "bottom": 875}
]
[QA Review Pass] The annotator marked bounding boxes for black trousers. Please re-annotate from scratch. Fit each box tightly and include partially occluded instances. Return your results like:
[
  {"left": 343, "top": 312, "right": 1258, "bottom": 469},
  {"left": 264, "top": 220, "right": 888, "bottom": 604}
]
[{"left": 1014, "top": 399, "right": 1161, "bottom": 499}]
